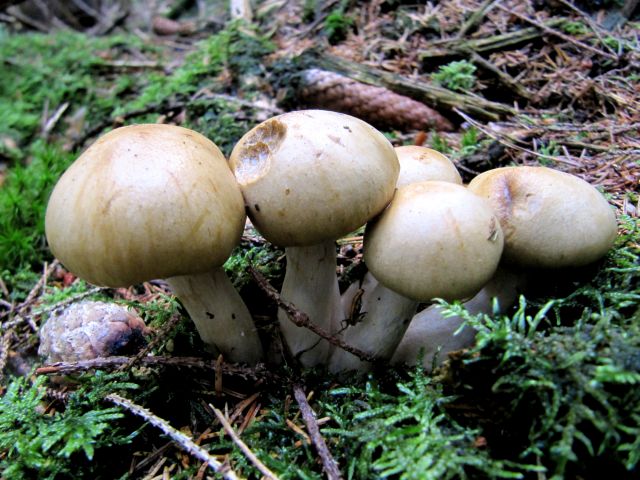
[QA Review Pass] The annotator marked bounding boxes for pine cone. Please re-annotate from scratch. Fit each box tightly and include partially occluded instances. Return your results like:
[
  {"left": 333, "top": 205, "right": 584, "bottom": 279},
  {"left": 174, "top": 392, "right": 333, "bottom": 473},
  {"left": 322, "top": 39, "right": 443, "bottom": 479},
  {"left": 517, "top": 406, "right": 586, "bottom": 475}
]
[
  {"left": 38, "top": 301, "right": 148, "bottom": 363},
  {"left": 296, "top": 69, "right": 454, "bottom": 132}
]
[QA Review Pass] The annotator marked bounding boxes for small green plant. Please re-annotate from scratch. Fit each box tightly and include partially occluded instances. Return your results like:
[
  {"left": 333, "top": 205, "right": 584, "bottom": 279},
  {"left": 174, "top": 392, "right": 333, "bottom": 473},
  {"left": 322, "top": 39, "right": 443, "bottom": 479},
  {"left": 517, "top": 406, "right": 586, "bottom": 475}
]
[
  {"left": 322, "top": 372, "right": 533, "bottom": 479},
  {"left": 123, "top": 21, "right": 273, "bottom": 115},
  {"left": 459, "top": 127, "right": 479, "bottom": 156},
  {"left": 0, "top": 142, "right": 75, "bottom": 277},
  {"left": 429, "top": 132, "right": 453, "bottom": 155},
  {"left": 324, "top": 1, "right": 355, "bottom": 44},
  {"left": 0, "top": 31, "right": 153, "bottom": 150},
  {"left": 215, "top": 371, "right": 533, "bottom": 479},
  {"left": 562, "top": 21, "right": 589, "bottom": 36},
  {"left": 601, "top": 35, "right": 625, "bottom": 52},
  {"left": 0, "top": 372, "right": 139, "bottom": 479},
  {"left": 224, "top": 244, "right": 285, "bottom": 289},
  {"left": 437, "top": 215, "right": 640, "bottom": 478},
  {"left": 538, "top": 140, "right": 561, "bottom": 165},
  {"left": 432, "top": 60, "right": 477, "bottom": 92}
]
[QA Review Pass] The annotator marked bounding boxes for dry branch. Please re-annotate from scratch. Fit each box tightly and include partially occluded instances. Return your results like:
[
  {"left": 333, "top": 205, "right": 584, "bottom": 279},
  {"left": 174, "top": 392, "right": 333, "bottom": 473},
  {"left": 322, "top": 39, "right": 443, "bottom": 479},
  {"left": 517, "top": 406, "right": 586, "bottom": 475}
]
[
  {"left": 0, "top": 329, "right": 13, "bottom": 382},
  {"left": 106, "top": 393, "right": 239, "bottom": 480},
  {"left": 212, "top": 406, "right": 279, "bottom": 480},
  {"left": 419, "top": 18, "right": 566, "bottom": 59},
  {"left": 249, "top": 267, "right": 378, "bottom": 364},
  {"left": 117, "top": 312, "right": 182, "bottom": 371},
  {"left": 496, "top": 5, "right": 619, "bottom": 61},
  {"left": 35, "top": 355, "right": 268, "bottom": 379},
  {"left": 293, "top": 385, "right": 342, "bottom": 480}
]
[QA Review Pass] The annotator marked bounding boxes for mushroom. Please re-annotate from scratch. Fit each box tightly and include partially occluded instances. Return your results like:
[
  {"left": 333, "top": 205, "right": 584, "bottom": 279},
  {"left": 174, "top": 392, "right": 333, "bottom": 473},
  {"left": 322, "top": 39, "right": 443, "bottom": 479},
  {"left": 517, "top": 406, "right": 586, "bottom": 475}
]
[
  {"left": 467, "top": 166, "right": 618, "bottom": 269},
  {"left": 45, "top": 124, "right": 263, "bottom": 364},
  {"left": 391, "top": 266, "right": 525, "bottom": 369},
  {"left": 329, "top": 181, "right": 504, "bottom": 372},
  {"left": 340, "top": 145, "right": 463, "bottom": 314},
  {"left": 229, "top": 110, "right": 399, "bottom": 366},
  {"left": 392, "top": 166, "right": 618, "bottom": 369},
  {"left": 395, "top": 145, "right": 462, "bottom": 187},
  {"left": 38, "top": 301, "right": 148, "bottom": 363}
]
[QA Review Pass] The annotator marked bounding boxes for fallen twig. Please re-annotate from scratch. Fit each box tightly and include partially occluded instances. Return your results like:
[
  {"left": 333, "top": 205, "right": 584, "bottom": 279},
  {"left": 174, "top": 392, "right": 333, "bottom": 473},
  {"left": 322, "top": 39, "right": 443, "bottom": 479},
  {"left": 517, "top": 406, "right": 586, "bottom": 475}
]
[
  {"left": 106, "top": 393, "right": 239, "bottom": 480},
  {"left": 497, "top": 5, "right": 619, "bottom": 61},
  {"left": 35, "top": 355, "right": 269, "bottom": 379},
  {"left": 0, "top": 329, "right": 13, "bottom": 382},
  {"left": 456, "top": 0, "right": 502, "bottom": 38},
  {"left": 454, "top": 109, "right": 581, "bottom": 166},
  {"left": 212, "top": 406, "right": 280, "bottom": 480},
  {"left": 117, "top": 312, "right": 182, "bottom": 371},
  {"left": 466, "top": 50, "right": 533, "bottom": 100},
  {"left": 556, "top": 0, "right": 620, "bottom": 56},
  {"left": 249, "top": 267, "right": 378, "bottom": 364},
  {"left": 1, "top": 260, "right": 60, "bottom": 329},
  {"left": 3, "top": 286, "right": 107, "bottom": 328},
  {"left": 293, "top": 385, "right": 342, "bottom": 480}
]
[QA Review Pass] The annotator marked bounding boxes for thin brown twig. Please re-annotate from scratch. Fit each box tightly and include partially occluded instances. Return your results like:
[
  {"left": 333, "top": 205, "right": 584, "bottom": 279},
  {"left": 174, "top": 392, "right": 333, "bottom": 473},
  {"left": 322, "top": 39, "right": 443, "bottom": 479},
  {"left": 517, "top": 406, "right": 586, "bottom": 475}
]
[
  {"left": 497, "top": 5, "right": 619, "bottom": 61},
  {"left": 19, "top": 260, "right": 59, "bottom": 314},
  {"left": 131, "top": 441, "right": 174, "bottom": 474},
  {"left": 456, "top": 0, "right": 502, "bottom": 38},
  {"left": 3, "top": 261, "right": 60, "bottom": 330},
  {"left": 211, "top": 406, "right": 280, "bottom": 480},
  {"left": 0, "top": 329, "right": 13, "bottom": 382},
  {"left": 249, "top": 267, "right": 378, "bottom": 364},
  {"left": 556, "top": 0, "right": 619, "bottom": 56},
  {"left": 106, "top": 393, "right": 239, "bottom": 480},
  {"left": 293, "top": 385, "right": 342, "bottom": 480},
  {"left": 0, "top": 276, "right": 10, "bottom": 299},
  {"left": 3, "top": 286, "right": 106, "bottom": 328},
  {"left": 35, "top": 355, "right": 269, "bottom": 379},
  {"left": 454, "top": 108, "right": 582, "bottom": 166},
  {"left": 117, "top": 312, "right": 182, "bottom": 371}
]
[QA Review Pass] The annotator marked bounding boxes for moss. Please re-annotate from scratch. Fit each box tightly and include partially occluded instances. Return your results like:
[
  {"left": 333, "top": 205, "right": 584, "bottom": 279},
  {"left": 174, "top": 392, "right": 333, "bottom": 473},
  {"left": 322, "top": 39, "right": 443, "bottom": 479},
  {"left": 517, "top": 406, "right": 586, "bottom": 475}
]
[
  {"left": 0, "top": 373, "right": 139, "bottom": 479},
  {"left": 0, "top": 142, "right": 75, "bottom": 278},
  {"left": 120, "top": 21, "right": 273, "bottom": 116},
  {"left": 437, "top": 215, "right": 640, "bottom": 478},
  {"left": 0, "top": 30, "right": 154, "bottom": 151},
  {"left": 432, "top": 60, "right": 477, "bottom": 92}
]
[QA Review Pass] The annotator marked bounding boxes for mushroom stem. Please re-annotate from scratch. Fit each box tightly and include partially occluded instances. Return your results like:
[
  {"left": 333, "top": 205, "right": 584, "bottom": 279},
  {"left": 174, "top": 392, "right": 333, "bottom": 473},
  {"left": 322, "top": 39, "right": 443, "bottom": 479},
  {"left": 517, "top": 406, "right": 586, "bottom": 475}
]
[
  {"left": 329, "top": 280, "right": 418, "bottom": 373},
  {"left": 391, "top": 266, "right": 526, "bottom": 369},
  {"left": 166, "top": 268, "right": 263, "bottom": 365},
  {"left": 278, "top": 240, "right": 341, "bottom": 366}
]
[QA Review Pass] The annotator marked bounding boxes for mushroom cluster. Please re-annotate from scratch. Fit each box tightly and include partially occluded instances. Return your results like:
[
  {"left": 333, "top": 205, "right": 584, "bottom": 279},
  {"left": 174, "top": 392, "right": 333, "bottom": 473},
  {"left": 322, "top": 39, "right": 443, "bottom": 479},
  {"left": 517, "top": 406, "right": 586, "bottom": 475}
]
[{"left": 42, "top": 113, "right": 618, "bottom": 373}]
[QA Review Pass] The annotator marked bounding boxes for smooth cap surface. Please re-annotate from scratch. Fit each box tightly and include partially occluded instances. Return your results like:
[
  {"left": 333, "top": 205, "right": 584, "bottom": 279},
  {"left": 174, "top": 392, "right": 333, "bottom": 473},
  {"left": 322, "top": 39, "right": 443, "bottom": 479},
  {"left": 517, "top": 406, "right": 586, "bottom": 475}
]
[
  {"left": 228, "top": 110, "right": 399, "bottom": 246},
  {"left": 364, "top": 181, "right": 504, "bottom": 301},
  {"left": 468, "top": 166, "right": 617, "bottom": 268},
  {"left": 395, "top": 146, "right": 462, "bottom": 187},
  {"left": 46, "top": 124, "right": 246, "bottom": 286}
]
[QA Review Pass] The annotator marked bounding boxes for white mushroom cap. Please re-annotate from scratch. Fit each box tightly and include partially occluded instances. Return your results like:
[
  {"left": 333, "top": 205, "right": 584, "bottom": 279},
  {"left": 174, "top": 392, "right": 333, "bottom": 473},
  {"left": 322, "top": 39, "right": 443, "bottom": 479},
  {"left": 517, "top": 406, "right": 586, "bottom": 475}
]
[
  {"left": 364, "top": 181, "right": 504, "bottom": 302},
  {"left": 45, "top": 124, "right": 246, "bottom": 287},
  {"left": 228, "top": 110, "right": 399, "bottom": 246},
  {"left": 467, "top": 166, "right": 617, "bottom": 268},
  {"left": 395, "top": 146, "right": 462, "bottom": 187}
]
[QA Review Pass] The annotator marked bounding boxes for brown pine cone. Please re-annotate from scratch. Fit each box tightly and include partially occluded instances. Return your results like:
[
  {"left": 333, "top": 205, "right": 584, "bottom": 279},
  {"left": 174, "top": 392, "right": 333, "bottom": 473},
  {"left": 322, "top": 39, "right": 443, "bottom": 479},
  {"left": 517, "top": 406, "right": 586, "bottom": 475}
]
[
  {"left": 297, "top": 69, "right": 454, "bottom": 132},
  {"left": 38, "top": 301, "right": 149, "bottom": 363}
]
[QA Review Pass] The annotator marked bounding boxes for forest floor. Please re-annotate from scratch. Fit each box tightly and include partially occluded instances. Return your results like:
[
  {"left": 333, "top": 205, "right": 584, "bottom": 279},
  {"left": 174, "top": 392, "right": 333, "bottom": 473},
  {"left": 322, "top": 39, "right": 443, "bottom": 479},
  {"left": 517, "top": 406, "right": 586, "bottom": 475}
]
[{"left": 0, "top": 1, "right": 639, "bottom": 479}]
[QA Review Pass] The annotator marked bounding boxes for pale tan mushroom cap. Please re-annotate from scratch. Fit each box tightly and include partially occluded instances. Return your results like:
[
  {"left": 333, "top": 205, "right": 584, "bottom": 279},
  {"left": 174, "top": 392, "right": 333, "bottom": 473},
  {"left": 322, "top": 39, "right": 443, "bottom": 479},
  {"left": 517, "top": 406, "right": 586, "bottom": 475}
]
[
  {"left": 468, "top": 166, "right": 617, "bottom": 268},
  {"left": 395, "top": 146, "right": 462, "bottom": 187},
  {"left": 364, "top": 181, "right": 504, "bottom": 302},
  {"left": 45, "top": 124, "right": 246, "bottom": 287},
  {"left": 228, "top": 110, "right": 399, "bottom": 246}
]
